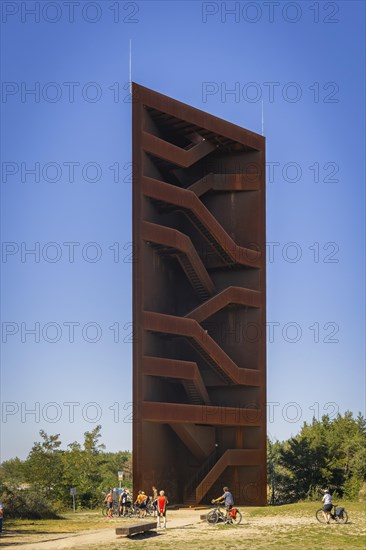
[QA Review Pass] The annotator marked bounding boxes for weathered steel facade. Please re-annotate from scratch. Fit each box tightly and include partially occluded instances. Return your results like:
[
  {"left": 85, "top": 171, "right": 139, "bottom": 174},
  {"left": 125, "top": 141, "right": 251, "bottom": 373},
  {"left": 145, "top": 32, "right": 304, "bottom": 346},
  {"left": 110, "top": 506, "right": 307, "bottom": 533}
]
[{"left": 132, "top": 83, "right": 266, "bottom": 505}]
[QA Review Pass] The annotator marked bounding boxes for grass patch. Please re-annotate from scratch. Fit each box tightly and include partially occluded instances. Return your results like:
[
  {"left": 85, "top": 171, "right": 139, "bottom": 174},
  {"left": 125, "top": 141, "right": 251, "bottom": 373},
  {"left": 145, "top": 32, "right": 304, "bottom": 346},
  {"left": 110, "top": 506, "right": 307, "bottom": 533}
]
[
  {"left": 6, "top": 510, "right": 120, "bottom": 533},
  {"left": 3, "top": 502, "right": 366, "bottom": 550},
  {"left": 245, "top": 500, "right": 366, "bottom": 518}
]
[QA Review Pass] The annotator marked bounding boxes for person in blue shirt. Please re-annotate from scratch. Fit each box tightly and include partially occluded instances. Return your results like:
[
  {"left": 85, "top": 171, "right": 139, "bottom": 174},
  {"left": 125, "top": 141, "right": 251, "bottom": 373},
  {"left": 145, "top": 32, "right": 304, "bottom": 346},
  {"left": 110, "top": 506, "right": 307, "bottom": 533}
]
[
  {"left": 212, "top": 486, "right": 235, "bottom": 523},
  {"left": 0, "top": 503, "right": 3, "bottom": 535}
]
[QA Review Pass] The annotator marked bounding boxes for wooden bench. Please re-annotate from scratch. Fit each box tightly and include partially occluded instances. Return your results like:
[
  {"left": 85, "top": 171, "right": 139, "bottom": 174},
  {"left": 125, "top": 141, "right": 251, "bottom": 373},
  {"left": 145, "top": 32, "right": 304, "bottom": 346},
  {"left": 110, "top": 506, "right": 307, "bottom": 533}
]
[{"left": 116, "top": 521, "right": 158, "bottom": 537}]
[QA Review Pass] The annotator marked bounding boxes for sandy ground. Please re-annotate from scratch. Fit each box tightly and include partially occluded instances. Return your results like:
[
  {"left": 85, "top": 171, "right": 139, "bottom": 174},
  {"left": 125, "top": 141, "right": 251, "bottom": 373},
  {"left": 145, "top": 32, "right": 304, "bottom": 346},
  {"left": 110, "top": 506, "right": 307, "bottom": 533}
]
[{"left": 0, "top": 508, "right": 360, "bottom": 549}]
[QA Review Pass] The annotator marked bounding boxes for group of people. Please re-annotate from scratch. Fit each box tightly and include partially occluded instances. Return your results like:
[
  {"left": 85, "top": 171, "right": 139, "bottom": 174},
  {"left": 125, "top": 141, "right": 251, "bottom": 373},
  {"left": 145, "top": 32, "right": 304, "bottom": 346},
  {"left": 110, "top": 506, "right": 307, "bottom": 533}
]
[
  {"left": 105, "top": 485, "right": 334, "bottom": 528},
  {"left": 135, "top": 486, "right": 168, "bottom": 527},
  {"left": 105, "top": 485, "right": 236, "bottom": 526},
  {"left": 104, "top": 488, "right": 133, "bottom": 518},
  {"left": 104, "top": 486, "right": 169, "bottom": 527}
]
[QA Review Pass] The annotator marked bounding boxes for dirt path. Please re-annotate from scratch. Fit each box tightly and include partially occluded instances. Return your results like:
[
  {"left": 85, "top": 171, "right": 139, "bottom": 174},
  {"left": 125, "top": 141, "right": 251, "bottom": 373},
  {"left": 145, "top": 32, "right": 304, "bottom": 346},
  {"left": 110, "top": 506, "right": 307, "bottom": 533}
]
[
  {"left": 1, "top": 510, "right": 199, "bottom": 549},
  {"left": 2, "top": 508, "right": 362, "bottom": 550}
]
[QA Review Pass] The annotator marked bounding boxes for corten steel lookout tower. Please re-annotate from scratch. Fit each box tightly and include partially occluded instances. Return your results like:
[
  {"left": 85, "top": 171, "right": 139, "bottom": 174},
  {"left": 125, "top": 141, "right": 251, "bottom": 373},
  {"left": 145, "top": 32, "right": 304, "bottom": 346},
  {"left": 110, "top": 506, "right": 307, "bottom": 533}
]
[{"left": 132, "top": 83, "right": 266, "bottom": 506}]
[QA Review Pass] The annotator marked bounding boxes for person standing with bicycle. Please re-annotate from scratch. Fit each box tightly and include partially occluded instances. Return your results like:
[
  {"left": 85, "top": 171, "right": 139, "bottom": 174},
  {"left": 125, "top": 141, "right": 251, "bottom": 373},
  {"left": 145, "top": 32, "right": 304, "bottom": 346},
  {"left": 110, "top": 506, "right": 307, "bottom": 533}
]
[
  {"left": 322, "top": 489, "right": 333, "bottom": 524},
  {"left": 135, "top": 491, "right": 148, "bottom": 518},
  {"left": 105, "top": 490, "right": 114, "bottom": 518},
  {"left": 119, "top": 488, "right": 128, "bottom": 517},
  {"left": 212, "top": 486, "right": 234, "bottom": 523},
  {"left": 152, "top": 486, "right": 158, "bottom": 517}
]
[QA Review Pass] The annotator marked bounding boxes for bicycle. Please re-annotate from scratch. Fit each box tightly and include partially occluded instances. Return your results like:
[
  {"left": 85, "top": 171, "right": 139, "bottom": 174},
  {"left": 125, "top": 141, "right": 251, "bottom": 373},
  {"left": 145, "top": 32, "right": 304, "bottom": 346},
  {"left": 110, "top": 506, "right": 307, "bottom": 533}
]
[
  {"left": 146, "top": 498, "right": 155, "bottom": 516},
  {"left": 206, "top": 502, "right": 242, "bottom": 525},
  {"left": 125, "top": 501, "right": 153, "bottom": 519},
  {"left": 124, "top": 503, "right": 140, "bottom": 518},
  {"left": 101, "top": 500, "right": 120, "bottom": 517},
  {"left": 315, "top": 504, "right": 348, "bottom": 524}
]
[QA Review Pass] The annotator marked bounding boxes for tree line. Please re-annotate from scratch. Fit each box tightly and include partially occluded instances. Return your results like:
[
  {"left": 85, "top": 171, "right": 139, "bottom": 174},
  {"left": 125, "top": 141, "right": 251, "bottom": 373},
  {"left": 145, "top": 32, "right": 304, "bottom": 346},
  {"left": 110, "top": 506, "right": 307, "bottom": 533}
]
[
  {"left": 1, "top": 412, "right": 365, "bottom": 518},
  {"left": 0, "top": 425, "right": 131, "bottom": 518},
  {"left": 267, "top": 411, "right": 366, "bottom": 504}
]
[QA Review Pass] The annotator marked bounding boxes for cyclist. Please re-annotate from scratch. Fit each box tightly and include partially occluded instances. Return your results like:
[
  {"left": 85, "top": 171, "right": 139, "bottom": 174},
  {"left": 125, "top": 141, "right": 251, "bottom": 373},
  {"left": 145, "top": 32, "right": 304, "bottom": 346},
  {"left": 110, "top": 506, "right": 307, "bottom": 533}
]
[
  {"left": 105, "top": 490, "right": 114, "bottom": 518},
  {"left": 135, "top": 490, "right": 147, "bottom": 518},
  {"left": 212, "top": 486, "right": 234, "bottom": 523},
  {"left": 322, "top": 489, "right": 332, "bottom": 524},
  {"left": 119, "top": 488, "right": 128, "bottom": 516},
  {"left": 152, "top": 486, "right": 158, "bottom": 516}
]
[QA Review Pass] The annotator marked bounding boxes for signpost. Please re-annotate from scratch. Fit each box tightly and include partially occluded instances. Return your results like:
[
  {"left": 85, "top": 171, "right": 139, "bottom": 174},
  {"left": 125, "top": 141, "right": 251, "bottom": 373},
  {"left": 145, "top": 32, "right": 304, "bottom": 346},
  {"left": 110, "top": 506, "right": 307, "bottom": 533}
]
[
  {"left": 70, "top": 488, "right": 76, "bottom": 512},
  {"left": 117, "top": 471, "right": 124, "bottom": 489}
]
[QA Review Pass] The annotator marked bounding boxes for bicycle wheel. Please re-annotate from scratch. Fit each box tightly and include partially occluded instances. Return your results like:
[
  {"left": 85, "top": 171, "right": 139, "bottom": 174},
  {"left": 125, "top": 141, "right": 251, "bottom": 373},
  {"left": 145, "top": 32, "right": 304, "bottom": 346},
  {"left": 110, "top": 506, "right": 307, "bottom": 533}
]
[
  {"left": 114, "top": 503, "right": 120, "bottom": 517},
  {"left": 335, "top": 510, "right": 348, "bottom": 524},
  {"left": 206, "top": 510, "right": 219, "bottom": 524},
  {"left": 231, "top": 510, "right": 242, "bottom": 525},
  {"left": 316, "top": 508, "right": 327, "bottom": 523},
  {"left": 102, "top": 504, "right": 108, "bottom": 516},
  {"left": 133, "top": 505, "right": 141, "bottom": 517}
]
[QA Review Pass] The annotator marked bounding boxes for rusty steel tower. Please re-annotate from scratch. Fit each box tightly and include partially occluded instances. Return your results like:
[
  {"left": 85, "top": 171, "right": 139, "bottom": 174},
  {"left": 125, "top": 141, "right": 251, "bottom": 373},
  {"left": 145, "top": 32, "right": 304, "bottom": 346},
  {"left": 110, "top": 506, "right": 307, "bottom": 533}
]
[{"left": 132, "top": 83, "right": 266, "bottom": 505}]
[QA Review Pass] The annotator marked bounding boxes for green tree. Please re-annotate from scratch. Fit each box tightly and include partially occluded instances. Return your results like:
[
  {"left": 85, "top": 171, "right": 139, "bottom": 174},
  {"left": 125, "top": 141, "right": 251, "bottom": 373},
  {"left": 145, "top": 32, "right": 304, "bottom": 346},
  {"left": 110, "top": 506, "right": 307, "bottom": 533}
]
[
  {"left": 280, "top": 435, "right": 328, "bottom": 500},
  {"left": 98, "top": 451, "right": 132, "bottom": 495},
  {"left": 61, "top": 426, "right": 107, "bottom": 508},
  {"left": 279, "top": 412, "right": 366, "bottom": 501},
  {"left": 24, "top": 430, "right": 64, "bottom": 501},
  {"left": 0, "top": 457, "right": 26, "bottom": 489}
]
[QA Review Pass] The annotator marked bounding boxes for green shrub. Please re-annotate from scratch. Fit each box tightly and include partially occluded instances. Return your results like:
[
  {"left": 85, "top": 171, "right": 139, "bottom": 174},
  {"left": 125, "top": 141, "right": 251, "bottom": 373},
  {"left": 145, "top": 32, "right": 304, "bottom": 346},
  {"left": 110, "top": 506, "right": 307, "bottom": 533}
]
[
  {"left": 0, "top": 485, "right": 59, "bottom": 519},
  {"left": 343, "top": 477, "right": 364, "bottom": 500},
  {"left": 358, "top": 482, "right": 366, "bottom": 501}
]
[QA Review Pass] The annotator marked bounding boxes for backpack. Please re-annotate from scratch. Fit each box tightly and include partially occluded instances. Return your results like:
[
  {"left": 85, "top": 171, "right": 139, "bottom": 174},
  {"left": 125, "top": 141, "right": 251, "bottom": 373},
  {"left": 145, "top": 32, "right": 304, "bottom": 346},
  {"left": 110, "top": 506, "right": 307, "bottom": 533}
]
[
  {"left": 229, "top": 508, "right": 237, "bottom": 518},
  {"left": 335, "top": 507, "right": 344, "bottom": 518}
]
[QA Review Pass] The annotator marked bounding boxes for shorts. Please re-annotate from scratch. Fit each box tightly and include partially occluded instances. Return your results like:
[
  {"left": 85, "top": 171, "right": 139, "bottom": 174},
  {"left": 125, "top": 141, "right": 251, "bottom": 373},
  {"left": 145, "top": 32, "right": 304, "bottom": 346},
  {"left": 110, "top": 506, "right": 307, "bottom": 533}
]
[
  {"left": 158, "top": 508, "right": 166, "bottom": 516},
  {"left": 108, "top": 502, "right": 113, "bottom": 509},
  {"left": 323, "top": 504, "right": 332, "bottom": 512}
]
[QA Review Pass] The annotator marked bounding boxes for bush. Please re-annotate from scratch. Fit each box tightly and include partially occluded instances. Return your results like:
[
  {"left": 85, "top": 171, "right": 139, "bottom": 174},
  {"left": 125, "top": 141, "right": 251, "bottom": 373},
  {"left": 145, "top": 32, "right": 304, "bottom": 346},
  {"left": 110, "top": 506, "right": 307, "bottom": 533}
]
[
  {"left": 343, "top": 476, "right": 364, "bottom": 500},
  {"left": 358, "top": 482, "right": 366, "bottom": 502},
  {"left": 0, "top": 485, "right": 59, "bottom": 519},
  {"left": 305, "top": 487, "right": 322, "bottom": 502}
]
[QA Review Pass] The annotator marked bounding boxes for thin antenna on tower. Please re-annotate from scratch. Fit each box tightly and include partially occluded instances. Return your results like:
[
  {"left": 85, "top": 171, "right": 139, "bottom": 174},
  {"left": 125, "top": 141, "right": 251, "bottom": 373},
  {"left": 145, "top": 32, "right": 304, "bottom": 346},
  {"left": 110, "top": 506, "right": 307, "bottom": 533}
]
[
  {"left": 261, "top": 100, "right": 264, "bottom": 136},
  {"left": 129, "top": 39, "right": 132, "bottom": 95}
]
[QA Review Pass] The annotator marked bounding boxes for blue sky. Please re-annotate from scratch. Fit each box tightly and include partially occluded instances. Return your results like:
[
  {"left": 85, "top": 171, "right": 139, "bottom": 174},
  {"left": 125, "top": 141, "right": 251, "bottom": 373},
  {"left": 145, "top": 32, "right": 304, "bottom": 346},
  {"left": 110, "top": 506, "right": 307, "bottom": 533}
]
[{"left": 1, "top": 0, "right": 365, "bottom": 460}]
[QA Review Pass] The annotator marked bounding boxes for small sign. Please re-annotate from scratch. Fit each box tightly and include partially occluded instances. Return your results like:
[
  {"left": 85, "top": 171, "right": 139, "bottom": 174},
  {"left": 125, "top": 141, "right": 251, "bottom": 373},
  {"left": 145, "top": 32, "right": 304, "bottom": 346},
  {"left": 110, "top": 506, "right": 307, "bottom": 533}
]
[
  {"left": 117, "top": 471, "right": 124, "bottom": 481},
  {"left": 70, "top": 488, "right": 77, "bottom": 496}
]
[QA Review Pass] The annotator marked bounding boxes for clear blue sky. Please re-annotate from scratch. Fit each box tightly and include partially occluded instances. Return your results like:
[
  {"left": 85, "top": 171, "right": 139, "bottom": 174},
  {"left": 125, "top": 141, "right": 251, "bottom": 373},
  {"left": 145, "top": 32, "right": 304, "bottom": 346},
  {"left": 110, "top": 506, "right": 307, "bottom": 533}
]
[{"left": 1, "top": 0, "right": 365, "bottom": 461}]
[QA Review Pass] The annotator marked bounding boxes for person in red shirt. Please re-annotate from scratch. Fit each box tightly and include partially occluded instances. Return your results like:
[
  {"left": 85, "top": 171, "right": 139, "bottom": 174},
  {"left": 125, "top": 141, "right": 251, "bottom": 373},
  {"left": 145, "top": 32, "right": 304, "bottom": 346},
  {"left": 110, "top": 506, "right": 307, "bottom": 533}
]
[{"left": 157, "top": 490, "right": 168, "bottom": 528}]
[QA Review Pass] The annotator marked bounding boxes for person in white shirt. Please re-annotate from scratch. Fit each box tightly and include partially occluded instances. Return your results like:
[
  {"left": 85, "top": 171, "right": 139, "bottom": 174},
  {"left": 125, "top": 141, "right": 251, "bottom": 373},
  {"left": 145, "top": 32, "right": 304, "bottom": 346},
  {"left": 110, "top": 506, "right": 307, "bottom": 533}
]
[{"left": 322, "top": 489, "right": 332, "bottom": 523}]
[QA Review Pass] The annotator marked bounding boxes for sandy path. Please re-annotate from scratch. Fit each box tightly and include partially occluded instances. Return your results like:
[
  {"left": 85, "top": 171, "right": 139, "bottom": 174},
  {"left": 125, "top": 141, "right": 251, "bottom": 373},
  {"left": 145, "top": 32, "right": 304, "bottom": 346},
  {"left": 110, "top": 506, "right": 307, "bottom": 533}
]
[
  {"left": 2, "top": 509, "right": 354, "bottom": 549},
  {"left": 1, "top": 510, "right": 200, "bottom": 549}
]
